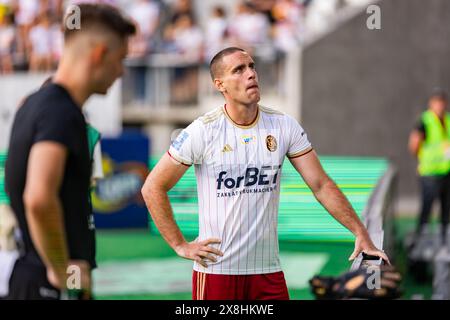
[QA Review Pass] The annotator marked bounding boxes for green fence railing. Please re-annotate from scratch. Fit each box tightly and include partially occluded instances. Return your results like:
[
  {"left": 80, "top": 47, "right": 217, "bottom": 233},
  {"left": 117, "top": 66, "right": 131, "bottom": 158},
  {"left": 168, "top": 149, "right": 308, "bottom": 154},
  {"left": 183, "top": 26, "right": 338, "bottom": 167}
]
[
  {"left": 150, "top": 156, "right": 389, "bottom": 242},
  {"left": 1, "top": 151, "right": 389, "bottom": 242}
]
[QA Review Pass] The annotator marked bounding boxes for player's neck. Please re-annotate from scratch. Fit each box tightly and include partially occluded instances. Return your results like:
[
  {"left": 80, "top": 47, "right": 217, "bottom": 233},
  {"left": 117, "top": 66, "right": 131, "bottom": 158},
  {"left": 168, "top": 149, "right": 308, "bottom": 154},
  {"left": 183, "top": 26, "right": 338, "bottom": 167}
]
[
  {"left": 224, "top": 102, "right": 259, "bottom": 126},
  {"left": 53, "top": 64, "right": 91, "bottom": 108}
]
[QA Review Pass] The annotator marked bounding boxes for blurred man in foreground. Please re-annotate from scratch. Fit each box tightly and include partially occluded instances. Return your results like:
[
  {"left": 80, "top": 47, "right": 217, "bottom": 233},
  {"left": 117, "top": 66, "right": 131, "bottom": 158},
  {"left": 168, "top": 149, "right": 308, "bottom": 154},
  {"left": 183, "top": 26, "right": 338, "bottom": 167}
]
[{"left": 3, "top": 3, "right": 135, "bottom": 300}]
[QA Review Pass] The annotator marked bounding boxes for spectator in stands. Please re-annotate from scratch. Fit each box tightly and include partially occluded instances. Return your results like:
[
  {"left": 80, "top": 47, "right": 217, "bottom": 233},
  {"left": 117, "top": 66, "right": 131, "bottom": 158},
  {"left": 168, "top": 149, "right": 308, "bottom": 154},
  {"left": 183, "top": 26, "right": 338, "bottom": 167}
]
[
  {"left": 248, "top": 0, "right": 277, "bottom": 25},
  {"left": 170, "top": 13, "right": 203, "bottom": 104},
  {"left": 171, "top": 13, "right": 203, "bottom": 61},
  {"left": 127, "top": 0, "right": 160, "bottom": 57},
  {"left": 68, "top": 0, "right": 117, "bottom": 5},
  {"left": 205, "top": 6, "right": 230, "bottom": 62},
  {"left": 168, "top": 0, "right": 193, "bottom": 25},
  {"left": 14, "top": 0, "right": 40, "bottom": 59},
  {"left": 50, "top": 13, "right": 63, "bottom": 68},
  {"left": 28, "top": 11, "right": 53, "bottom": 72},
  {"left": 408, "top": 88, "right": 450, "bottom": 245},
  {"left": 229, "top": 1, "right": 270, "bottom": 53},
  {"left": 0, "top": 12, "right": 15, "bottom": 73},
  {"left": 0, "top": 0, "right": 13, "bottom": 21},
  {"left": 40, "top": 0, "right": 64, "bottom": 19},
  {"left": 272, "top": 0, "right": 305, "bottom": 52},
  {"left": 0, "top": 0, "right": 319, "bottom": 74},
  {"left": 126, "top": 0, "right": 160, "bottom": 105}
]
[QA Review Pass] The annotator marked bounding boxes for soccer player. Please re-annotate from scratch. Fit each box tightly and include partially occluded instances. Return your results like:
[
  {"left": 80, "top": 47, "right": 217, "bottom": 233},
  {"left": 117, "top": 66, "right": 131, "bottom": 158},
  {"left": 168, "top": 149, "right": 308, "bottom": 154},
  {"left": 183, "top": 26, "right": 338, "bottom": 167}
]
[
  {"left": 3, "top": 4, "right": 135, "bottom": 300},
  {"left": 141, "top": 47, "right": 389, "bottom": 300}
]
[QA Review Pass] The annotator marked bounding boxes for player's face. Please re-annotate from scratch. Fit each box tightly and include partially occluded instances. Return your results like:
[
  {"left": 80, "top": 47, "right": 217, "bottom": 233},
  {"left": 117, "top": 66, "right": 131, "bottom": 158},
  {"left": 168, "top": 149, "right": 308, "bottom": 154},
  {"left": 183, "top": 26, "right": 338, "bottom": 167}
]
[
  {"left": 218, "top": 51, "right": 260, "bottom": 105},
  {"left": 93, "top": 39, "right": 128, "bottom": 94}
]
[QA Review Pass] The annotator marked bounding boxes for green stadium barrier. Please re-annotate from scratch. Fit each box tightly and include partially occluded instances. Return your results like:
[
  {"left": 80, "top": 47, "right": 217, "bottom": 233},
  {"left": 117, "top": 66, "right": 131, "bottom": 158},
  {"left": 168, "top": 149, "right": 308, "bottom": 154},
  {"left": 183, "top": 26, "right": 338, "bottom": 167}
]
[
  {"left": 149, "top": 156, "right": 389, "bottom": 242},
  {"left": 1, "top": 151, "right": 389, "bottom": 243}
]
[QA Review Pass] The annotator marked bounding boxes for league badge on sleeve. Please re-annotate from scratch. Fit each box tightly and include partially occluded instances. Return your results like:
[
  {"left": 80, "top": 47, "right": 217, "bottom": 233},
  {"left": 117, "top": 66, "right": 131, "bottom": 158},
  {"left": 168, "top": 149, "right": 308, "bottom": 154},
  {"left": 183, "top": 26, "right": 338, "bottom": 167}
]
[{"left": 171, "top": 131, "right": 189, "bottom": 151}]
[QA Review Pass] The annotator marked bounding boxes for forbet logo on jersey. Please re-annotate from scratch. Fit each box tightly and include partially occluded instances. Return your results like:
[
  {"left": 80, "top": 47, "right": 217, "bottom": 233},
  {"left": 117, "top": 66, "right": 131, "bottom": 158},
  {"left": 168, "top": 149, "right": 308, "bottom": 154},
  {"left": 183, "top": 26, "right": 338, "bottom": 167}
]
[{"left": 216, "top": 165, "right": 282, "bottom": 190}]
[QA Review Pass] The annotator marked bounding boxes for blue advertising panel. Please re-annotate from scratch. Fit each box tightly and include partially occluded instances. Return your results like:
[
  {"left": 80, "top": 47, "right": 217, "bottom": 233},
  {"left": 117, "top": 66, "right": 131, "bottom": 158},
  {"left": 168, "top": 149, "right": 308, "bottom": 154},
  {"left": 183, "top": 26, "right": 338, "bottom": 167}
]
[{"left": 92, "top": 131, "right": 150, "bottom": 229}]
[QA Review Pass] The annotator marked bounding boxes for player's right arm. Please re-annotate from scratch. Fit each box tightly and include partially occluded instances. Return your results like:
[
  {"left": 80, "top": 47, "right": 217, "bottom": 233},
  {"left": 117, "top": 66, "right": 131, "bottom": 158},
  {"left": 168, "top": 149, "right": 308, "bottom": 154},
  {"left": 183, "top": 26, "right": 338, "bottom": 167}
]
[
  {"left": 23, "top": 102, "right": 91, "bottom": 295},
  {"left": 141, "top": 153, "right": 223, "bottom": 267},
  {"left": 23, "top": 142, "right": 90, "bottom": 290},
  {"left": 408, "top": 129, "right": 424, "bottom": 156}
]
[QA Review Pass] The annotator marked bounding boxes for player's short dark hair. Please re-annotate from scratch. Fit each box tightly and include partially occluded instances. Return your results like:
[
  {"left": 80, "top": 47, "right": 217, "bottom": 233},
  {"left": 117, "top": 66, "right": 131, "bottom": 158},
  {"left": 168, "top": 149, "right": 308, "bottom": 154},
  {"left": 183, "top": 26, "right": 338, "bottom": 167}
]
[
  {"left": 209, "top": 47, "right": 246, "bottom": 80},
  {"left": 63, "top": 3, "right": 136, "bottom": 42}
]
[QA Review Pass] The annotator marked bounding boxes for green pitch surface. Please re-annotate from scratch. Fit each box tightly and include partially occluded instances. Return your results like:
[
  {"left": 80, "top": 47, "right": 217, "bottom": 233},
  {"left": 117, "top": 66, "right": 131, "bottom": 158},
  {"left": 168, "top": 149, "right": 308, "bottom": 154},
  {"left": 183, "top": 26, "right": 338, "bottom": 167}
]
[
  {"left": 93, "top": 230, "right": 354, "bottom": 300},
  {"left": 93, "top": 217, "right": 433, "bottom": 300}
]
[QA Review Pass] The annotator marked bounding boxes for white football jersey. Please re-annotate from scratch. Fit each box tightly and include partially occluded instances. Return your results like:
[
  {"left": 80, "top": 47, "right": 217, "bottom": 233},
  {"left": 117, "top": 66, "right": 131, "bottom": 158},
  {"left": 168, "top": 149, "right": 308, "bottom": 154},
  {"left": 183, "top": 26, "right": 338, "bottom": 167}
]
[{"left": 168, "top": 105, "right": 312, "bottom": 275}]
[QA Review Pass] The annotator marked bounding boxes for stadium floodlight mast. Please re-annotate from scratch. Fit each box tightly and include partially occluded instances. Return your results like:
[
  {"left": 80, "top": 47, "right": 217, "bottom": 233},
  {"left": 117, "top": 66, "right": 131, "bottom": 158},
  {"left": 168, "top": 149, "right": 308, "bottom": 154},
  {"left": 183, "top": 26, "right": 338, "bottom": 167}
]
[{"left": 65, "top": 5, "right": 81, "bottom": 30}]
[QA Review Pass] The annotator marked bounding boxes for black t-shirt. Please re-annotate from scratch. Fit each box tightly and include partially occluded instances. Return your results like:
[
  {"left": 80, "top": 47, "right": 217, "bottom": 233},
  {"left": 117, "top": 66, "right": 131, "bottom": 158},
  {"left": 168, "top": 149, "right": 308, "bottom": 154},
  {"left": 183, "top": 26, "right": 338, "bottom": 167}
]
[{"left": 5, "top": 83, "right": 96, "bottom": 269}]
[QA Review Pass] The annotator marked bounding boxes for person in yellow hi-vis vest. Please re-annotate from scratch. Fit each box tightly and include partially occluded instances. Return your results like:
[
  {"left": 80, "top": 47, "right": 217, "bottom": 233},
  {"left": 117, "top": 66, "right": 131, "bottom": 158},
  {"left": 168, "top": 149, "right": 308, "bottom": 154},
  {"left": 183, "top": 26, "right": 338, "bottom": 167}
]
[{"left": 409, "top": 88, "right": 450, "bottom": 244}]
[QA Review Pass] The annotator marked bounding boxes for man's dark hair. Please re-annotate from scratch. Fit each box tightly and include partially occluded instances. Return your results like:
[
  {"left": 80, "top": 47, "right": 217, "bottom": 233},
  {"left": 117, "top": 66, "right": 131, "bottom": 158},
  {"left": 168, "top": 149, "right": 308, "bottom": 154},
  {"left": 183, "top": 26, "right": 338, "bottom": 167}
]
[
  {"left": 63, "top": 3, "right": 136, "bottom": 42},
  {"left": 209, "top": 47, "right": 246, "bottom": 80},
  {"left": 430, "top": 87, "right": 448, "bottom": 101}
]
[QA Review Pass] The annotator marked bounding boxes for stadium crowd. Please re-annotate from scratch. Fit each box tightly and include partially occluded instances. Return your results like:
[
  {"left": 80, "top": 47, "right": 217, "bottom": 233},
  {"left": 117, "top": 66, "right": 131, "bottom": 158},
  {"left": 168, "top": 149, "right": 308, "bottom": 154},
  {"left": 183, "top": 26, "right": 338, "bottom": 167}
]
[{"left": 0, "top": 0, "right": 317, "bottom": 73}]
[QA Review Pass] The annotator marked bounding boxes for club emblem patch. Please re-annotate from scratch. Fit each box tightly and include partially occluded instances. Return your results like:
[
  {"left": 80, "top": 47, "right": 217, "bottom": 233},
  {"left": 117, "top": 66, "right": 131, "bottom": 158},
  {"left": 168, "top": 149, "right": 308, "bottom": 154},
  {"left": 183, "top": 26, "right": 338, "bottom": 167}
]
[{"left": 266, "top": 135, "right": 277, "bottom": 152}]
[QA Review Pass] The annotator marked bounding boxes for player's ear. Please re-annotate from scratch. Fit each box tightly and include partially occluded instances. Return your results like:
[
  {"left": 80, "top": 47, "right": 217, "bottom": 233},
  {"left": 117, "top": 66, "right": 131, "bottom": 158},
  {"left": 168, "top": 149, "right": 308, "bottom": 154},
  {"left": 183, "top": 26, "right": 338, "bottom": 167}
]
[
  {"left": 91, "top": 43, "right": 108, "bottom": 66},
  {"left": 214, "top": 79, "right": 226, "bottom": 93}
]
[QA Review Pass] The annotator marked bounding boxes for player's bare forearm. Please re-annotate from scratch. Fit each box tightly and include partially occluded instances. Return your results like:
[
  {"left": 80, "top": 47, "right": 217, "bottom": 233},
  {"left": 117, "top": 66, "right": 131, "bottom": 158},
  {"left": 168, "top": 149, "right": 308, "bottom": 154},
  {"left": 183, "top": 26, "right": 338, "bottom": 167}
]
[
  {"left": 313, "top": 177, "right": 368, "bottom": 238},
  {"left": 142, "top": 154, "right": 223, "bottom": 266},
  {"left": 143, "top": 185, "right": 223, "bottom": 266},
  {"left": 24, "top": 142, "right": 70, "bottom": 281},
  {"left": 25, "top": 193, "right": 69, "bottom": 279},
  {"left": 142, "top": 185, "right": 187, "bottom": 251}
]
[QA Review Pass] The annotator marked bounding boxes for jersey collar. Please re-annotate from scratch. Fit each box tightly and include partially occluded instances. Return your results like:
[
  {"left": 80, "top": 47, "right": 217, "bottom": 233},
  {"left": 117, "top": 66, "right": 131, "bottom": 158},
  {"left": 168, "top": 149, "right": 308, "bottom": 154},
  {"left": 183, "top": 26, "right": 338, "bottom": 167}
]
[{"left": 223, "top": 104, "right": 260, "bottom": 129}]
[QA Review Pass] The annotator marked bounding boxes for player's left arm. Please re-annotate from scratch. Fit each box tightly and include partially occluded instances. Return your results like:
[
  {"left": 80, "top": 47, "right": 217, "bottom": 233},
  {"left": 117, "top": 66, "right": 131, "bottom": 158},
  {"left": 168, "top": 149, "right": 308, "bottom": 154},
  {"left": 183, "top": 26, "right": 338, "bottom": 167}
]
[{"left": 289, "top": 150, "right": 390, "bottom": 264}]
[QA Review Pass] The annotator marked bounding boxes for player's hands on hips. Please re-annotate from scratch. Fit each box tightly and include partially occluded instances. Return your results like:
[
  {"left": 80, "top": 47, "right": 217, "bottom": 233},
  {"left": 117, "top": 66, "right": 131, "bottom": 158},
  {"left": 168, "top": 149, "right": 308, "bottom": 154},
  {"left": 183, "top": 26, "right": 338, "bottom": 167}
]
[
  {"left": 175, "top": 238, "right": 224, "bottom": 268},
  {"left": 47, "top": 260, "right": 92, "bottom": 299},
  {"left": 349, "top": 235, "right": 391, "bottom": 265}
]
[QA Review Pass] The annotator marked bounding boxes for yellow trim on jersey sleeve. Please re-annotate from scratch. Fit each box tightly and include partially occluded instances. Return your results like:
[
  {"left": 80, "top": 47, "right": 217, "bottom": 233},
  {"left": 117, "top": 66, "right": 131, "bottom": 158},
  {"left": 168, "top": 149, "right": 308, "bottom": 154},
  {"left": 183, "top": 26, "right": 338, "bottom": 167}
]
[
  {"left": 167, "top": 150, "right": 192, "bottom": 166},
  {"left": 287, "top": 146, "right": 313, "bottom": 159}
]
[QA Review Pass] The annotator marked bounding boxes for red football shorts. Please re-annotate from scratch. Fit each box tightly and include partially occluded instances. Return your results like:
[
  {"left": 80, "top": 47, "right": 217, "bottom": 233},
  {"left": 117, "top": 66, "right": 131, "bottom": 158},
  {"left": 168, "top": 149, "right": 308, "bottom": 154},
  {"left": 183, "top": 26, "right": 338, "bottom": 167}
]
[{"left": 192, "top": 270, "right": 290, "bottom": 300}]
